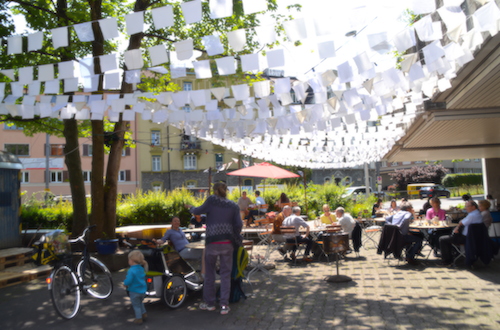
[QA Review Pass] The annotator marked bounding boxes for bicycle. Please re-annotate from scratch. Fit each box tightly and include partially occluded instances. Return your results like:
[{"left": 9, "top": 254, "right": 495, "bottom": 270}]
[{"left": 45, "top": 225, "right": 113, "bottom": 319}]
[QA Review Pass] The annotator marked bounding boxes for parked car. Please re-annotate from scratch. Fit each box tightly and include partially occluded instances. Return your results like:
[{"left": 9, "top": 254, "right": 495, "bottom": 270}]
[
  {"left": 419, "top": 185, "right": 451, "bottom": 199},
  {"left": 342, "top": 186, "right": 373, "bottom": 199}
]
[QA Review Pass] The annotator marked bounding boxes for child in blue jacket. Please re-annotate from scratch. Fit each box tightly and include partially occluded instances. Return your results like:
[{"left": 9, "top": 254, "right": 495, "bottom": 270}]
[{"left": 124, "top": 250, "right": 148, "bottom": 324}]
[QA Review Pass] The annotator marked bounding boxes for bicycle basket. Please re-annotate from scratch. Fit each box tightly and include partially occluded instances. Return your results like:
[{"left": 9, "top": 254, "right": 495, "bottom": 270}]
[{"left": 32, "top": 230, "right": 71, "bottom": 265}]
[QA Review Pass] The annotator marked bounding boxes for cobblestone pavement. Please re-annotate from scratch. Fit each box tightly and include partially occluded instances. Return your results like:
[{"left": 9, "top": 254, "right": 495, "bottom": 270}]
[{"left": 1, "top": 233, "right": 500, "bottom": 330}]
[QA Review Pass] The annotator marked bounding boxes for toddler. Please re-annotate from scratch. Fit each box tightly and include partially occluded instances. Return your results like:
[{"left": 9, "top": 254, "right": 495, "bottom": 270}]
[{"left": 124, "top": 250, "right": 148, "bottom": 324}]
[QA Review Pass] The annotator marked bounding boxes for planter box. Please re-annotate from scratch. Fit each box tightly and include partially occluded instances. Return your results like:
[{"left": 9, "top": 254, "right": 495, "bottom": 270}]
[{"left": 94, "top": 239, "right": 119, "bottom": 255}]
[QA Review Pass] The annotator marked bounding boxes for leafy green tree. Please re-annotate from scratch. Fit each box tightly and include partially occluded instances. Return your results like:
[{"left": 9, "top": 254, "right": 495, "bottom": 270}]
[{"left": 5, "top": 0, "right": 299, "bottom": 239}]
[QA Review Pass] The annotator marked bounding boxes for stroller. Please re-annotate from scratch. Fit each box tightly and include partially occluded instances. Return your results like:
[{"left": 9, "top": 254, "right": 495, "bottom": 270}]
[{"left": 123, "top": 237, "right": 203, "bottom": 309}]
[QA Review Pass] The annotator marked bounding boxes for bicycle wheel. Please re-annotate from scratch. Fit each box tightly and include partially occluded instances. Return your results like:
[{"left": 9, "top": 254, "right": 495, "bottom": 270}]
[
  {"left": 162, "top": 276, "right": 187, "bottom": 309},
  {"left": 50, "top": 265, "right": 81, "bottom": 319},
  {"left": 76, "top": 257, "right": 113, "bottom": 299}
]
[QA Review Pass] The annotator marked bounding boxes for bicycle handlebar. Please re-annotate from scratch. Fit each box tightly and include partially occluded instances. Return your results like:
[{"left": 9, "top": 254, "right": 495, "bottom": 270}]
[{"left": 68, "top": 225, "right": 97, "bottom": 244}]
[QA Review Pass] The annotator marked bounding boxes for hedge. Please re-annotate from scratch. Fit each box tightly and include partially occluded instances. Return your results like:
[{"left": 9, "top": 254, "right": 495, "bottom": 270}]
[{"left": 442, "top": 173, "right": 482, "bottom": 187}]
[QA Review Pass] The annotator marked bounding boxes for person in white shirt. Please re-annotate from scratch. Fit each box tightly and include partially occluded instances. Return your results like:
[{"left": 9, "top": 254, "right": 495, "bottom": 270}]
[
  {"left": 439, "top": 200, "right": 484, "bottom": 266},
  {"left": 282, "top": 206, "right": 313, "bottom": 262},
  {"left": 335, "top": 207, "right": 356, "bottom": 237}
]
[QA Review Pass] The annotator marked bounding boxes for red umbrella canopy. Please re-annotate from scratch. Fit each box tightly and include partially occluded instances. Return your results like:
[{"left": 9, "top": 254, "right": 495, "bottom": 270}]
[{"left": 227, "top": 162, "right": 300, "bottom": 179}]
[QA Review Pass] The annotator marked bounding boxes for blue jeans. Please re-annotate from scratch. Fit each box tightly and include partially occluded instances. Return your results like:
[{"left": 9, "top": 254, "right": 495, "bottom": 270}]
[
  {"left": 129, "top": 291, "right": 146, "bottom": 319},
  {"left": 203, "top": 243, "right": 233, "bottom": 306}
]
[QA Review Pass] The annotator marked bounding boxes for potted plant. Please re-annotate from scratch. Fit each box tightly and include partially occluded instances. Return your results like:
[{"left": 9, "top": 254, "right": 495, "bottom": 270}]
[{"left": 94, "top": 233, "right": 119, "bottom": 255}]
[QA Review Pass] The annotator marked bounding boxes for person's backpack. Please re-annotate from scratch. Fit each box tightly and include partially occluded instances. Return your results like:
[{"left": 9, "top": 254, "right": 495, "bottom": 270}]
[{"left": 229, "top": 246, "right": 249, "bottom": 303}]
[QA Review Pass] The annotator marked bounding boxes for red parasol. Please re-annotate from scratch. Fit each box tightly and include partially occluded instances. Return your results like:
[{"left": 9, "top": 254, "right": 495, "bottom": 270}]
[{"left": 227, "top": 162, "right": 299, "bottom": 179}]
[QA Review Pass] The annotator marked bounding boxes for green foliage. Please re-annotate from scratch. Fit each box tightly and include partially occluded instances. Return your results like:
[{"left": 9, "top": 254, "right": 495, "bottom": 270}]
[
  {"left": 442, "top": 173, "right": 483, "bottom": 187},
  {"left": 116, "top": 188, "right": 204, "bottom": 227},
  {"left": 21, "top": 197, "right": 74, "bottom": 232},
  {"left": 448, "top": 185, "right": 484, "bottom": 198},
  {"left": 389, "top": 164, "right": 449, "bottom": 190}
]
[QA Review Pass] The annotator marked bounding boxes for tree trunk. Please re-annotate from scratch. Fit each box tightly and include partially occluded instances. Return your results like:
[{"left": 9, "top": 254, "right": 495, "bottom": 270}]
[
  {"left": 63, "top": 119, "right": 88, "bottom": 236},
  {"left": 102, "top": 0, "right": 149, "bottom": 238},
  {"left": 89, "top": 0, "right": 106, "bottom": 243}
]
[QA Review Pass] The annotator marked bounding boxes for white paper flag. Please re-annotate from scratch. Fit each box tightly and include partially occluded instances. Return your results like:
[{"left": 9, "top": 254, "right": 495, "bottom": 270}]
[
  {"left": 100, "top": 53, "right": 118, "bottom": 72},
  {"left": 254, "top": 25, "right": 276, "bottom": 45},
  {"left": 152, "top": 6, "right": 174, "bottom": 29},
  {"left": 411, "top": 0, "right": 436, "bottom": 14},
  {"left": 283, "top": 18, "right": 307, "bottom": 42},
  {"left": 174, "top": 39, "right": 194, "bottom": 61},
  {"left": 241, "top": 53, "right": 260, "bottom": 72},
  {"left": 267, "top": 49, "right": 285, "bottom": 68},
  {"left": 275, "top": 77, "right": 291, "bottom": 94},
  {"left": 7, "top": 36, "right": 22, "bottom": 55},
  {"left": 58, "top": 61, "right": 76, "bottom": 79},
  {"left": 44, "top": 80, "right": 60, "bottom": 94},
  {"left": 231, "top": 84, "right": 250, "bottom": 101},
  {"left": 38, "top": 64, "right": 54, "bottom": 81},
  {"left": 202, "top": 35, "right": 224, "bottom": 56},
  {"left": 98, "top": 17, "right": 119, "bottom": 40},
  {"left": 227, "top": 29, "right": 246, "bottom": 52},
  {"left": 181, "top": 0, "right": 202, "bottom": 24},
  {"left": 28, "top": 32, "right": 43, "bottom": 51},
  {"left": 73, "top": 22, "right": 94, "bottom": 42},
  {"left": 210, "top": 0, "right": 233, "bottom": 19},
  {"left": 83, "top": 75, "right": 99, "bottom": 92},
  {"left": 19, "top": 67, "right": 34, "bottom": 85},
  {"left": 125, "top": 11, "right": 144, "bottom": 35},
  {"left": 193, "top": 60, "right": 213, "bottom": 79},
  {"left": 149, "top": 45, "right": 169, "bottom": 66},
  {"left": 437, "top": 6, "right": 466, "bottom": 31},
  {"left": 28, "top": 82, "right": 40, "bottom": 96},
  {"left": 215, "top": 57, "right": 236, "bottom": 75},
  {"left": 79, "top": 57, "right": 95, "bottom": 77},
  {"left": 317, "top": 40, "right": 336, "bottom": 59},
  {"left": 124, "top": 49, "right": 144, "bottom": 70},
  {"left": 52, "top": 27, "right": 69, "bottom": 49},
  {"left": 64, "top": 77, "right": 79, "bottom": 93},
  {"left": 393, "top": 28, "right": 416, "bottom": 52},
  {"left": 242, "top": 0, "right": 266, "bottom": 14},
  {"left": 104, "top": 72, "right": 121, "bottom": 89}
]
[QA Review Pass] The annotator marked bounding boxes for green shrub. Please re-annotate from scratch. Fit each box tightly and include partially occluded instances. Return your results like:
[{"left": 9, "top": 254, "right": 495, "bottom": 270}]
[
  {"left": 21, "top": 200, "right": 73, "bottom": 231},
  {"left": 117, "top": 188, "right": 204, "bottom": 227},
  {"left": 442, "top": 173, "right": 482, "bottom": 187}
]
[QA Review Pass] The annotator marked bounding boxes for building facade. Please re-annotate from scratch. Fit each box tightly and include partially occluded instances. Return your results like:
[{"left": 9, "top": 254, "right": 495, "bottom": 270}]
[{"left": 2, "top": 123, "right": 139, "bottom": 200}]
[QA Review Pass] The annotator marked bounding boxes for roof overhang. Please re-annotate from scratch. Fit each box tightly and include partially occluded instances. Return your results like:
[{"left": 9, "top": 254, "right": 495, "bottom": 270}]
[{"left": 384, "top": 31, "right": 500, "bottom": 162}]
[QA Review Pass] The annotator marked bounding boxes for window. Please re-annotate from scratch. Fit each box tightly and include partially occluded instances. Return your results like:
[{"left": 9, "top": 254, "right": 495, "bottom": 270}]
[
  {"left": 83, "top": 144, "right": 93, "bottom": 156},
  {"left": 45, "top": 144, "right": 65, "bottom": 156},
  {"left": 151, "top": 130, "right": 160, "bottom": 146},
  {"left": 215, "top": 153, "right": 223, "bottom": 170},
  {"left": 185, "top": 180, "right": 197, "bottom": 188},
  {"left": 122, "top": 147, "right": 131, "bottom": 156},
  {"left": 82, "top": 171, "right": 91, "bottom": 182},
  {"left": 184, "top": 154, "right": 197, "bottom": 170},
  {"left": 151, "top": 182, "right": 163, "bottom": 191},
  {"left": 152, "top": 156, "right": 161, "bottom": 172},
  {"left": 243, "top": 179, "right": 253, "bottom": 186},
  {"left": 119, "top": 170, "right": 131, "bottom": 182},
  {"left": 182, "top": 105, "right": 191, "bottom": 113},
  {"left": 5, "top": 144, "right": 29, "bottom": 156},
  {"left": 4, "top": 124, "right": 23, "bottom": 130},
  {"left": 183, "top": 82, "right": 192, "bottom": 91},
  {"left": 21, "top": 172, "right": 29, "bottom": 183},
  {"left": 51, "top": 171, "right": 63, "bottom": 183}
]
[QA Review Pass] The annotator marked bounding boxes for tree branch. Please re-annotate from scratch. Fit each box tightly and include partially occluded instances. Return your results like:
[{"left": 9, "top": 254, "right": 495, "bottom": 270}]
[{"left": 9, "top": 0, "right": 77, "bottom": 23}]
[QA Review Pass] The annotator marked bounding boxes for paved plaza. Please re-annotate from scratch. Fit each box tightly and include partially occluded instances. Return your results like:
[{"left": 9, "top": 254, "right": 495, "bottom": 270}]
[{"left": 1, "top": 233, "right": 499, "bottom": 330}]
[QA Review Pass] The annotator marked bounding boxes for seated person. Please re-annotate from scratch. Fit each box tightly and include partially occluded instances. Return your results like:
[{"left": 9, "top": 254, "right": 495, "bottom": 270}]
[
  {"left": 189, "top": 214, "right": 206, "bottom": 241},
  {"left": 153, "top": 216, "right": 202, "bottom": 264},
  {"left": 479, "top": 199, "right": 493, "bottom": 228},
  {"left": 426, "top": 197, "right": 449, "bottom": 256},
  {"left": 372, "top": 199, "right": 383, "bottom": 217},
  {"left": 439, "top": 200, "right": 484, "bottom": 266},
  {"left": 387, "top": 199, "right": 399, "bottom": 214},
  {"left": 320, "top": 204, "right": 337, "bottom": 225},
  {"left": 248, "top": 190, "right": 267, "bottom": 222},
  {"left": 335, "top": 207, "right": 356, "bottom": 237},
  {"left": 275, "top": 193, "right": 291, "bottom": 209},
  {"left": 385, "top": 202, "right": 423, "bottom": 265},
  {"left": 237, "top": 191, "right": 252, "bottom": 221},
  {"left": 273, "top": 205, "right": 292, "bottom": 235},
  {"left": 281, "top": 206, "right": 313, "bottom": 262}
]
